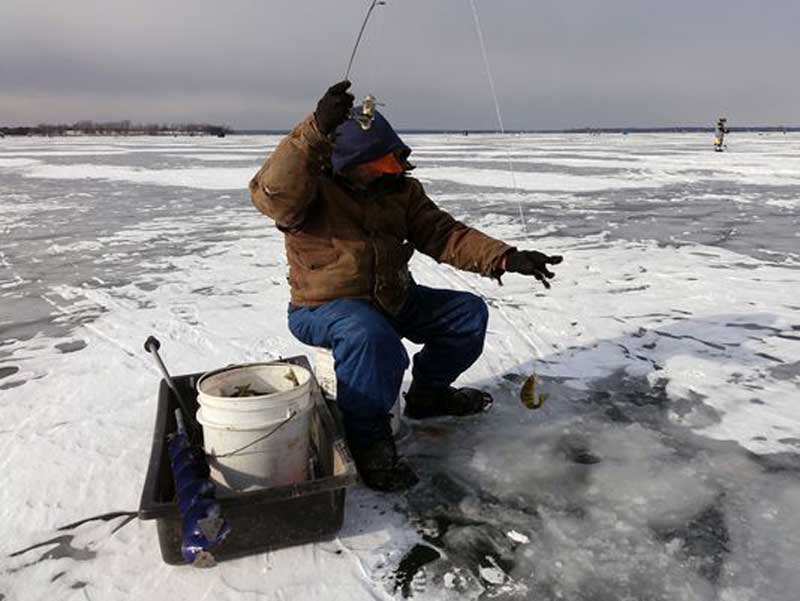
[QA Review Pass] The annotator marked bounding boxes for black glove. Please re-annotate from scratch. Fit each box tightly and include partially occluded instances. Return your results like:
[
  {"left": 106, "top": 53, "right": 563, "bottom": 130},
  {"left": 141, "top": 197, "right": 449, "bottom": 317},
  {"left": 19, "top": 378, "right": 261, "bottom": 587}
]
[
  {"left": 314, "top": 81, "right": 355, "bottom": 135},
  {"left": 504, "top": 249, "right": 563, "bottom": 289}
]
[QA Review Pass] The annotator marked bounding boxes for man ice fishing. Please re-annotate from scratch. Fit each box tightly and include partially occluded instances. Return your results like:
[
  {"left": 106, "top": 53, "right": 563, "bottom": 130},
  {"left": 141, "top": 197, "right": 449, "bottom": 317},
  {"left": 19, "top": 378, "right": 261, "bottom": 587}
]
[
  {"left": 250, "top": 81, "right": 562, "bottom": 492},
  {"left": 714, "top": 117, "right": 729, "bottom": 152}
]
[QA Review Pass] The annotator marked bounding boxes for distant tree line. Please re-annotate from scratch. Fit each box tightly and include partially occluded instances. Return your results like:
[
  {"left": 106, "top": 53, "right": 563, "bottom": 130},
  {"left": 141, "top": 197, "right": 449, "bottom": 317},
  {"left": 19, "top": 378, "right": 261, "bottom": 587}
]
[{"left": 0, "top": 120, "right": 233, "bottom": 137}]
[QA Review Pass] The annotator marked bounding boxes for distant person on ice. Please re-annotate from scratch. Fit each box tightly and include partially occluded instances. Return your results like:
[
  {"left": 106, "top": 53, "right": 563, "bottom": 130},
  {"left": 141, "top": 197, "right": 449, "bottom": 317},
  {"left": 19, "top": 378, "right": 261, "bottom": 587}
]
[
  {"left": 714, "top": 117, "right": 729, "bottom": 152},
  {"left": 250, "top": 81, "right": 562, "bottom": 491}
]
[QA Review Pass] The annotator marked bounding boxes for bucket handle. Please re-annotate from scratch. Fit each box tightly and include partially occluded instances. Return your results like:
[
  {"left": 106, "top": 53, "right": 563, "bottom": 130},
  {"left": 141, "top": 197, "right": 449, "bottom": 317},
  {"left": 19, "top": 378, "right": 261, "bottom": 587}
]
[{"left": 212, "top": 409, "right": 298, "bottom": 458}]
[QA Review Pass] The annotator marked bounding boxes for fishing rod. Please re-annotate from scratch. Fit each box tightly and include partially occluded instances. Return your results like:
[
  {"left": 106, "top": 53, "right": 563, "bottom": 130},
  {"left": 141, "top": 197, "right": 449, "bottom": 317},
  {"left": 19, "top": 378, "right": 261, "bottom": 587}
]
[
  {"left": 344, "top": 0, "right": 387, "bottom": 81},
  {"left": 341, "top": 0, "right": 388, "bottom": 131}
]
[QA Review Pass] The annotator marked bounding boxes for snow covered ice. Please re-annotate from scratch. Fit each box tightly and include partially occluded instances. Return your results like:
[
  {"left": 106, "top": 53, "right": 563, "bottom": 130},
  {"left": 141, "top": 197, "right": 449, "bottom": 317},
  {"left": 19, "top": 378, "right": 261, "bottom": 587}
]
[{"left": 1, "top": 132, "right": 799, "bottom": 600}]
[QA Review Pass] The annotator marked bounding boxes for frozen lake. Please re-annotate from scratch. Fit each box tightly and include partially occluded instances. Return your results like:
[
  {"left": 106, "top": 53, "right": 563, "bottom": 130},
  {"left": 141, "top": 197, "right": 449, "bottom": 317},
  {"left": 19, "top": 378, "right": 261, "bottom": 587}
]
[{"left": 1, "top": 132, "right": 799, "bottom": 600}]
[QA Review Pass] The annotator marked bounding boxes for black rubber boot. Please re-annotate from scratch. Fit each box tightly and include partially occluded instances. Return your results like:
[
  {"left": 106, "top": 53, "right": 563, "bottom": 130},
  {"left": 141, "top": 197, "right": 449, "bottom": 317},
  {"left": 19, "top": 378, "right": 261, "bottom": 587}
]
[
  {"left": 348, "top": 420, "right": 419, "bottom": 493},
  {"left": 403, "top": 382, "right": 493, "bottom": 419}
]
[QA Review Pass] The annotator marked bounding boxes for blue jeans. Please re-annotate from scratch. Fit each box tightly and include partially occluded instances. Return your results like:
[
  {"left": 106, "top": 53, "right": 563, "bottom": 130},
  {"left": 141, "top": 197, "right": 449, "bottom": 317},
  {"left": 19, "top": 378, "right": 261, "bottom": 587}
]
[{"left": 288, "top": 284, "right": 489, "bottom": 448}]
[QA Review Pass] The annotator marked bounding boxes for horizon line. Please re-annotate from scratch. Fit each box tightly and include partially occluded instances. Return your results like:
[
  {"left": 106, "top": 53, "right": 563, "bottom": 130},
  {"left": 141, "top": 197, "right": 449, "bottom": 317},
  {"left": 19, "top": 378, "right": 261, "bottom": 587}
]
[{"left": 237, "top": 125, "right": 800, "bottom": 135}]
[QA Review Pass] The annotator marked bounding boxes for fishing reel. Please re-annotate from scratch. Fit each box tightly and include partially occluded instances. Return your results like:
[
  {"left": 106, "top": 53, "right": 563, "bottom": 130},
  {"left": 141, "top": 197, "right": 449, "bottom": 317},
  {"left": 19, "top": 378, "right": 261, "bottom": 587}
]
[{"left": 351, "top": 94, "right": 385, "bottom": 130}]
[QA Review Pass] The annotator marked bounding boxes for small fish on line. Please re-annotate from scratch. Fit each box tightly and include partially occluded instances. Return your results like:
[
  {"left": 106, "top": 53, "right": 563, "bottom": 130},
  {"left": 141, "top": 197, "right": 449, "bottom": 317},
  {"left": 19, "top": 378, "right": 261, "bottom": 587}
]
[{"left": 520, "top": 373, "right": 548, "bottom": 410}]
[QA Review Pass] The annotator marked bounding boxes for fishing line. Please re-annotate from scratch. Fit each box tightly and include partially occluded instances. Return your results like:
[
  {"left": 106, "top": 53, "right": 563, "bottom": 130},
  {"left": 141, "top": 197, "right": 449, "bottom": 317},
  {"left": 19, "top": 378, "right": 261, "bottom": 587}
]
[
  {"left": 344, "top": 0, "right": 528, "bottom": 239},
  {"left": 469, "top": 0, "right": 560, "bottom": 393},
  {"left": 468, "top": 0, "right": 528, "bottom": 238},
  {"left": 344, "top": 0, "right": 387, "bottom": 81}
]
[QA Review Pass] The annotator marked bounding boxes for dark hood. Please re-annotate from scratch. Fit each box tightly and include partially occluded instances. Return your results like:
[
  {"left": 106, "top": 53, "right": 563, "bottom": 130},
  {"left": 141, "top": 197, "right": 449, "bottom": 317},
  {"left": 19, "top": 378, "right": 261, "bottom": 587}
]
[{"left": 331, "top": 109, "right": 411, "bottom": 174}]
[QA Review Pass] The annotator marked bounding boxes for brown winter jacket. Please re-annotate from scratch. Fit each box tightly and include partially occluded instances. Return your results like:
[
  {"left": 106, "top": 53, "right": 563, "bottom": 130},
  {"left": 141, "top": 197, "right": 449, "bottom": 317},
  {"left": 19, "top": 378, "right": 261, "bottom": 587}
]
[{"left": 249, "top": 115, "right": 512, "bottom": 315}]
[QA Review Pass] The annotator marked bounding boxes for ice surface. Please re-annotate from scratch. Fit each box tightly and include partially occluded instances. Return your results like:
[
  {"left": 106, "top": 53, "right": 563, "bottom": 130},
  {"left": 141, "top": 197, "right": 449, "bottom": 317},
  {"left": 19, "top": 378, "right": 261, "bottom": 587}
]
[
  {"left": 9, "top": 161, "right": 260, "bottom": 190},
  {"left": 0, "top": 157, "right": 40, "bottom": 168},
  {"left": 1, "top": 132, "right": 799, "bottom": 600}
]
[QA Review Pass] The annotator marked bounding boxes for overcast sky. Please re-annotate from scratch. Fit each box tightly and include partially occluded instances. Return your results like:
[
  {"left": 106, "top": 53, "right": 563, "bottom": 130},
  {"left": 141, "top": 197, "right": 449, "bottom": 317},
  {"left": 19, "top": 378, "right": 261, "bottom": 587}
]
[{"left": 2, "top": 0, "right": 798, "bottom": 130}]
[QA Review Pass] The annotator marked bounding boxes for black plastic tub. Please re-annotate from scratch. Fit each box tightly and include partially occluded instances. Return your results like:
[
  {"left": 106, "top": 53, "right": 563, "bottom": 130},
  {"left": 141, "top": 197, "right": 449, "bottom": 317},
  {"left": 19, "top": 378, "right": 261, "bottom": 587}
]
[{"left": 138, "top": 356, "right": 358, "bottom": 565}]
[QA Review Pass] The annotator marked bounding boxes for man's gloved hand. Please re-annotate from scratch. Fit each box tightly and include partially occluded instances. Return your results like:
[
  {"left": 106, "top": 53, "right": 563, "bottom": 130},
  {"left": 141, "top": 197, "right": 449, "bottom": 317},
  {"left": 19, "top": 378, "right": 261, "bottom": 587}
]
[
  {"left": 314, "top": 81, "right": 355, "bottom": 135},
  {"left": 503, "top": 250, "right": 563, "bottom": 289}
]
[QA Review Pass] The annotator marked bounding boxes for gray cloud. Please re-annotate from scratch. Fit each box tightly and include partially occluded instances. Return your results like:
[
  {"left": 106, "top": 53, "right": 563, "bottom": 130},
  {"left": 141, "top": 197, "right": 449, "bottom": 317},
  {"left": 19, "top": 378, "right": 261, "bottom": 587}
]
[{"left": 2, "top": 0, "right": 798, "bottom": 129}]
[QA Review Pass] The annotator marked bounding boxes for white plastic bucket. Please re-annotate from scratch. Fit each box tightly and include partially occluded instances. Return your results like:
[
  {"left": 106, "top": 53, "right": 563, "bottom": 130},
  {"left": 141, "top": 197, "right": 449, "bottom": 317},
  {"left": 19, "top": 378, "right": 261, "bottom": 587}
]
[
  {"left": 195, "top": 362, "right": 313, "bottom": 492},
  {"left": 314, "top": 348, "right": 338, "bottom": 400},
  {"left": 313, "top": 347, "right": 405, "bottom": 438}
]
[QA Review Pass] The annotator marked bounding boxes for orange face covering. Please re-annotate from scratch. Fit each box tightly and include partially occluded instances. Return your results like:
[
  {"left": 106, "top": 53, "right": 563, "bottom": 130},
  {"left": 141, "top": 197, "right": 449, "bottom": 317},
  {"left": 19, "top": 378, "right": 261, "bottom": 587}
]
[{"left": 359, "top": 152, "right": 405, "bottom": 176}]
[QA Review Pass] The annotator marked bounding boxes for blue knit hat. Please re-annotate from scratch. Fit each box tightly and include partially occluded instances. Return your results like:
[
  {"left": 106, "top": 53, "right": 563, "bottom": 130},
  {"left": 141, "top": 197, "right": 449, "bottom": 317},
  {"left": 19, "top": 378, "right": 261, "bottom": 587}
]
[{"left": 331, "top": 109, "right": 411, "bottom": 174}]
